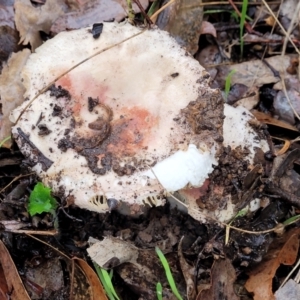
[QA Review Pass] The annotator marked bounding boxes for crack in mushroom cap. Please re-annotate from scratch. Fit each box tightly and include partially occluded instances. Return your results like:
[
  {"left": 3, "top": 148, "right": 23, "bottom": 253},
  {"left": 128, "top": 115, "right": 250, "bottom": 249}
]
[{"left": 11, "top": 22, "right": 224, "bottom": 214}]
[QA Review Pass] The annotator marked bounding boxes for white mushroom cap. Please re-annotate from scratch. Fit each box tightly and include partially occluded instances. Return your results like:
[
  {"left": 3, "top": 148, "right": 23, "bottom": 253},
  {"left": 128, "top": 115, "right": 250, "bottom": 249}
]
[{"left": 11, "top": 22, "right": 224, "bottom": 215}]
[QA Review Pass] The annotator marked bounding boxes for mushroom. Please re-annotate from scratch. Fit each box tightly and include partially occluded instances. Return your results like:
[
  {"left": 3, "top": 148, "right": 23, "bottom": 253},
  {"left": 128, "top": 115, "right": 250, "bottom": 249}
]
[{"left": 11, "top": 22, "right": 268, "bottom": 221}]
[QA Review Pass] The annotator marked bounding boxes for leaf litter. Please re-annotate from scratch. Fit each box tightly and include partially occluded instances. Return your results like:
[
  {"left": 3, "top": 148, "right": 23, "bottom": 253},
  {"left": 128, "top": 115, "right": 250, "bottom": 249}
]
[{"left": 1, "top": 0, "right": 300, "bottom": 299}]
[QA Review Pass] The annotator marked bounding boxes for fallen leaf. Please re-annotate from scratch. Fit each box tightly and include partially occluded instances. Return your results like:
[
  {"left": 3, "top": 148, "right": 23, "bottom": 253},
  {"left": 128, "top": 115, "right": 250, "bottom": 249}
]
[
  {"left": 0, "top": 263, "right": 9, "bottom": 300},
  {"left": 0, "top": 49, "right": 31, "bottom": 147},
  {"left": 73, "top": 258, "right": 108, "bottom": 300},
  {"left": 14, "top": 0, "right": 66, "bottom": 50},
  {"left": 214, "top": 55, "right": 296, "bottom": 88},
  {"left": 156, "top": 0, "right": 203, "bottom": 54},
  {"left": 0, "top": 1, "right": 15, "bottom": 28},
  {"left": 280, "top": 0, "right": 298, "bottom": 21},
  {"left": 0, "top": 240, "right": 31, "bottom": 300},
  {"left": 273, "top": 78, "right": 300, "bottom": 124},
  {"left": 51, "top": 0, "right": 149, "bottom": 34},
  {"left": 245, "top": 228, "right": 300, "bottom": 300},
  {"left": 197, "top": 258, "right": 239, "bottom": 300},
  {"left": 24, "top": 257, "right": 64, "bottom": 299},
  {"left": 25, "top": 234, "right": 107, "bottom": 299},
  {"left": 251, "top": 110, "right": 299, "bottom": 132},
  {"left": 178, "top": 237, "right": 196, "bottom": 299}
]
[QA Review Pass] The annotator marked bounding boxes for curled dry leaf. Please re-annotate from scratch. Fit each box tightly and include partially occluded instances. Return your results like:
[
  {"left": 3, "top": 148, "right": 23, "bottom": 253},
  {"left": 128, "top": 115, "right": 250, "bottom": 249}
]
[
  {"left": 245, "top": 228, "right": 300, "bottom": 300},
  {"left": 0, "top": 49, "right": 31, "bottom": 147},
  {"left": 11, "top": 22, "right": 269, "bottom": 222}
]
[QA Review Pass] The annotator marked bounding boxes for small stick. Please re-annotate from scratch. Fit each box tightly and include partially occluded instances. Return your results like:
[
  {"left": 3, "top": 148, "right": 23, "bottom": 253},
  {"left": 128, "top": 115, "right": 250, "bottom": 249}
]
[{"left": 16, "top": 128, "right": 53, "bottom": 171}]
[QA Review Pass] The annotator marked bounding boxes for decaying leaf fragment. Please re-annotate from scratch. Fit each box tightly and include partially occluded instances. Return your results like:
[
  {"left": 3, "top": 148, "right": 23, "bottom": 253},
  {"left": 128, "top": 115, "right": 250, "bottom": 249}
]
[
  {"left": 14, "top": 0, "right": 66, "bottom": 50},
  {"left": 245, "top": 228, "right": 300, "bottom": 300},
  {"left": 0, "top": 49, "right": 30, "bottom": 147},
  {"left": 197, "top": 258, "right": 239, "bottom": 300}
]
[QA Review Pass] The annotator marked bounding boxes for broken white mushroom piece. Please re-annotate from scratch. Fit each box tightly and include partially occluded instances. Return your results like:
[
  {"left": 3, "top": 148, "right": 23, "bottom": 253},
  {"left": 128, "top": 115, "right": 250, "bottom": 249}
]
[{"left": 11, "top": 22, "right": 268, "bottom": 222}]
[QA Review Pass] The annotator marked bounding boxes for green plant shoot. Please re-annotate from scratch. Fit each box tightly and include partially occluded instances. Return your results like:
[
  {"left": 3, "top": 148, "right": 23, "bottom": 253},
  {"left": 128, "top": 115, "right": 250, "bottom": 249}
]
[
  {"left": 93, "top": 262, "right": 120, "bottom": 300},
  {"left": 240, "top": 0, "right": 248, "bottom": 57},
  {"left": 155, "top": 247, "right": 183, "bottom": 300},
  {"left": 283, "top": 214, "right": 300, "bottom": 226},
  {"left": 225, "top": 69, "right": 236, "bottom": 99},
  {"left": 28, "top": 182, "right": 57, "bottom": 216},
  {"left": 156, "top": 282, "right": 163, "bottom": 300},
  {"left": 0, "top": 136, "right": 11, "bottom": 148}
]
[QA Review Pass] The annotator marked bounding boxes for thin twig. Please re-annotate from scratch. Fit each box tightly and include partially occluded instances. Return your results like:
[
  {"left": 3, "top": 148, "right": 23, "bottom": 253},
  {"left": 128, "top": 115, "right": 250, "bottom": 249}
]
[{"left": 0, "top": 172, "right": 35, "bottom": 195}]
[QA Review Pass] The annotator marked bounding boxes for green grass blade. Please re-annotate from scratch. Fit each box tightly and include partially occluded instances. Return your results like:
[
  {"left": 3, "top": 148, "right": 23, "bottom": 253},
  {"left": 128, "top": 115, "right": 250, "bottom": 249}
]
[
  {"left": 155, "top": 247, "right": 183, "bottom": 300},
  {"left": 100, "top": 268, "right": 120, "bottom": 300},
  {"left": 147, "top": 0, "right": 159, "bottom": 17},
  {"left": 224, "top": 69, "right": 236, "bottom": 99},
  {"left": 0, "top": 136, "right": 11, "bottom": 148},
  {"left": 93, "top": 263, "right": 116, "bottom": 300},
  {"left": 156, "top": 282, "right": 163, "bottom": 300},
  {"left": 240, "top": 0, "right": 248, "bottom": 57},
  {"left": 283, "top": 214, "right": 300, "bottom": 226}
]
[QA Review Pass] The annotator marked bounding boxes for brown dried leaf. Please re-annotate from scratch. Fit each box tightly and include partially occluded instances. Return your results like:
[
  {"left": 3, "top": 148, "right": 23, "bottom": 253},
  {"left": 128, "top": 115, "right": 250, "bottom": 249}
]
[
  {"left": 245, "top": 228, "right": 300, "bottom": 300},
  {"left": 214, "top": 55, "right": 296, "bottom": 88},
  {"left": 24, "top": 257, "right": 64, "bottom": 298},
  {"left": 156, "top": 0, "right": 203, "bottom": 54},
  {"left": 251, "top": 110, "right": 299, "bottom": 132},
  {"left": 14, "top": 0, "right": 65, "bottom": 50},
  {"left": 0, "top": 49, "right": 30, "bottom": 147},
  {"left": 0, "top": 240, "right": 31, "bottom": 300},
  {"left": 73, "top": 258, "right": 108, "bottom": 300},
  {"left": 178, "top": 237, "right": 196, "bottom": 299},
  {"left": 0, "top": 263, "right": 9, "bottom": 300},
  {"left": 51, "top": 0, "right": 149, "bottom": 34},
  {"left": 197, "top": 258, "right": 239, "bottom": 300}
]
